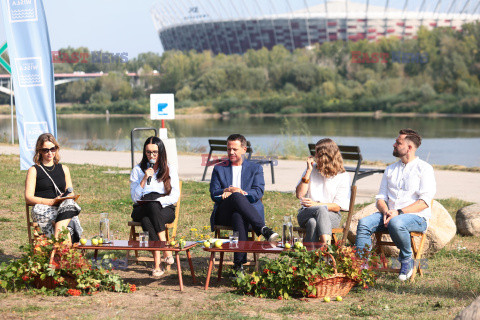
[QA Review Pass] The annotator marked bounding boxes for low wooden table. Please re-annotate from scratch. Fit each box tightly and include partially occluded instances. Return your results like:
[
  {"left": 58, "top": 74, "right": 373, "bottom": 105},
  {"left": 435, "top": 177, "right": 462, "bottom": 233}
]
[
  {"left": 203, "top": 241, "right": 326, "bottom": 290},
  {"left": 77, "top": 240, "right": 197, "bottom": 291}
]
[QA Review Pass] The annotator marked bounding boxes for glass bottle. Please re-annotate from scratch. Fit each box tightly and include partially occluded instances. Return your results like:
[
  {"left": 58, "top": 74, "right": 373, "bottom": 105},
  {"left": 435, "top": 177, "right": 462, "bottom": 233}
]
[
  {"left": 99, "top": 212, "right": 110, "bottom": 243},
  {"left": 282, "top": 215, "right": 293, "bottom": 246}
]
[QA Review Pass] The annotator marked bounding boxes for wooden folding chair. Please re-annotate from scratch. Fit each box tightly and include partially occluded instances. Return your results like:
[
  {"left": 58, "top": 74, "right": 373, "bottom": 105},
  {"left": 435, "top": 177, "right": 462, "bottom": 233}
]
[
  {"left": 127, "top": 181, "right": 182, "bottom": 264},
  {"left": 294, "top": 185, "right": 357, "bottom": 245},
  {"left": 373, "top": 200, "right": 433, "bottom": 282},
  {"left": 25, "top": 203, "right": 41, "bottom": 244}
]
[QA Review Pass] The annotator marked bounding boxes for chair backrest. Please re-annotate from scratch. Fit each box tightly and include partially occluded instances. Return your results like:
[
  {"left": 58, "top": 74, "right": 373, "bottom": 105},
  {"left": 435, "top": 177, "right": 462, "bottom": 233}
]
[
  {"left": 166, "top": 180, "right": 183, "bottom": 240},
  {"left": 342, "top": 185, "right": 357, "bottom": 241},
  {"left": 208, "top": 139, "right": 254, "bottom": 159}
]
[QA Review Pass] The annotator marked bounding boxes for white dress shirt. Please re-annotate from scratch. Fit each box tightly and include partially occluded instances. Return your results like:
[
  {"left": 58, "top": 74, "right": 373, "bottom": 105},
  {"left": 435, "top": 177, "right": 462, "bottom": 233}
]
[
  {"left": 231, "top": 165, "right": 242, "bottom": 189},
  {"left": 376, "top": 157, "right": 436, "bottom": 221},
  {"left": 297, "top": 164, "right": 351, "bottom": 211},
  {"left": 130, "top": 163, "right": 180, "bottom": 207}
]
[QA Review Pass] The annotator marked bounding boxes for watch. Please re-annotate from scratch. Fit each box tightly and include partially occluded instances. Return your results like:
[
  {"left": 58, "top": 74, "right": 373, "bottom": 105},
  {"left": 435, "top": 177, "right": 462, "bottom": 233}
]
[{"left": 397, "top": 209, "right": 404, "bottom": 215}]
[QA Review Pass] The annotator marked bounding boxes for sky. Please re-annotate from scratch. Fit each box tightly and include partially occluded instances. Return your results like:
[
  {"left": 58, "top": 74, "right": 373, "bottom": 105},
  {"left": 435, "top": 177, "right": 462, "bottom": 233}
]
[
  {"left": 0, "top": 0, "right": 471, "bottom": 60},
  {"left": 0, "top": 0, "right": 162, "bottom": 59}
]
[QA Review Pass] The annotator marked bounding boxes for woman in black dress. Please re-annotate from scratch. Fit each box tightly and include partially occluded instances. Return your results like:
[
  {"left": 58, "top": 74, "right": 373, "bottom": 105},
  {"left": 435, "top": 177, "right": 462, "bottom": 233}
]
[{"left": 25, "top": 133, "right": 81, "bottom": 243}]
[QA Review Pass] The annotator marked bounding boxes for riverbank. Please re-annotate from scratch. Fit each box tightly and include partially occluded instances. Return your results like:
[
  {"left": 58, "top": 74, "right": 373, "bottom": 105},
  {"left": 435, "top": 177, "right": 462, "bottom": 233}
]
[{"left": 2, "top": 105, "right": 480, "bottom": 119}]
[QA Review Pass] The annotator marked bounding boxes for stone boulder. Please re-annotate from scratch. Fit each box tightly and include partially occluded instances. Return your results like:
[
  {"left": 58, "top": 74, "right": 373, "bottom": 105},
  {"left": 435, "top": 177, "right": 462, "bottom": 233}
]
[
  {"left": 456, "top": 203, "right": 480, "bottom": 236},
  {"left": 347, "top": 200, "right": 456, "bottom": 256},
  {"left": 455, "top": 295, "right": 480, "bottom": 320}
]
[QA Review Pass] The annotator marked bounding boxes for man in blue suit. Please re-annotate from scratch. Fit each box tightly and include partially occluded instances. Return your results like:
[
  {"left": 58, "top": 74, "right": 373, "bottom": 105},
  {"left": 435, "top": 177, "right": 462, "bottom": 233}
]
[{"left": 210, "top": 134, "right": 279, "bottom": 271}]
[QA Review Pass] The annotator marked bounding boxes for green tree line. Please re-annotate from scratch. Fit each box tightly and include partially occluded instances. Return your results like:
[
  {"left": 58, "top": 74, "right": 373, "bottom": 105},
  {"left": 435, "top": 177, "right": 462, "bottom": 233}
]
[{"left": 1, "top": 23, "right": 480, "bottom": 114}]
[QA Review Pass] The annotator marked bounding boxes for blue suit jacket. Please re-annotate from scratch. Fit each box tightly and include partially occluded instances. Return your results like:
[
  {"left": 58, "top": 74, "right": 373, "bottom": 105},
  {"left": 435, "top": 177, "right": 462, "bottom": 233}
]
[{"left": 209, "top": 160, "right": 265, "bottom": 231}]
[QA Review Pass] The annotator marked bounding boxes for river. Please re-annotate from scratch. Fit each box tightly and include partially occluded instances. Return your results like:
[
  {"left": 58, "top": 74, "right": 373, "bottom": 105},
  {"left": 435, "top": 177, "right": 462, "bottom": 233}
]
[{"left": 1, "top": 115, "right": 479, "bottom": 167}]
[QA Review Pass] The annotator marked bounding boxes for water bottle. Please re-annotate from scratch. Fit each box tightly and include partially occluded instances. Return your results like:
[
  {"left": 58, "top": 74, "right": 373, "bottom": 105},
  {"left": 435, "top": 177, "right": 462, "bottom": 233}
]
[
  {"left": 99, "top": 212, "right": 110, "bottom": 243},
  {"left": 282, "top": 215, "right": 293, "bottom": 246}
]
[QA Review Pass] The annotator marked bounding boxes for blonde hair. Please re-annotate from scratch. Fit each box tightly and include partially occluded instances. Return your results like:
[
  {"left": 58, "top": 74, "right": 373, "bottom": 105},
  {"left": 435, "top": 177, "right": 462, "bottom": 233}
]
[
  {"left": 33, "top": 133, "right": 60, "bottom": 165},
  {"left": 314, "top": 138, "right": 345, "bottom": 178}
]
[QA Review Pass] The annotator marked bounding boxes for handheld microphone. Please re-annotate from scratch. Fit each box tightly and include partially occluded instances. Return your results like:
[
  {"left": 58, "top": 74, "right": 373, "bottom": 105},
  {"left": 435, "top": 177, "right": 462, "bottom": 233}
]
[
  {"left": 61, "top": 187, "right": 73, "bottom": 197},
  {"left": 147, "top": 159, "right": 155, "bottom": 185}
]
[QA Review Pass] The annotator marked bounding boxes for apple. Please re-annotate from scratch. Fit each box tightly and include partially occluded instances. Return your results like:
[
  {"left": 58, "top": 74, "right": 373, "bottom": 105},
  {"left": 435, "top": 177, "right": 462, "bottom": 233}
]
[
  {"left": 214, "top": 240, "right": 223, "bottom": 248},
  {"left": 179, "top": 239, "right": 186, "bottom": 248},
  {"left": 170, "top": 240, "right": 176, "bottom": 246},
  {"left": 323, "top": 296, "right": 331, "bottom": 302},
  {"left": 91, "top": 238, "right": 99, "bottom": 246},
  {"left": 79, "top": 238, "right": 87, "bottom": 245},
  {"left": 295, "top": 241, "right": 303, "bottom": 249},
  {"left": 98, "top": 238, "right": 104, "bottom": 245},
  {"left": 284, "top": 243, "right": 291, "bottom": 249},
  {"left": 336, "top": 296, "right": 343, "bottom": 301},
  {"left": 203, "top": 241, "right": 211, "bottom": 248}
]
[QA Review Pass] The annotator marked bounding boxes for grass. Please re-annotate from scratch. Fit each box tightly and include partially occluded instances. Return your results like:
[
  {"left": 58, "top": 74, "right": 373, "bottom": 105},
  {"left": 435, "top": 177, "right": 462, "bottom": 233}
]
[{"left": 0, "top": 154, "right": 479, "bottom": 319}]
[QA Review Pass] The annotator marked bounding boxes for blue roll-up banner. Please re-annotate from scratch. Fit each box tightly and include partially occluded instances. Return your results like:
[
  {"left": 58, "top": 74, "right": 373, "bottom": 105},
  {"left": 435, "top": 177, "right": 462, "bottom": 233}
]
[{"left": 0, "top": 0, "right": 57, "bottom": 170}]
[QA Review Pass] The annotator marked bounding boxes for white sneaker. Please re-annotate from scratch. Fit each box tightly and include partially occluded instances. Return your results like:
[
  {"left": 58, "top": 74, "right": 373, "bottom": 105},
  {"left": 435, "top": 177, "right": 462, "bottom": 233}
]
[{"left": 398, "top": 259, "right": 414, "bottom": 281}]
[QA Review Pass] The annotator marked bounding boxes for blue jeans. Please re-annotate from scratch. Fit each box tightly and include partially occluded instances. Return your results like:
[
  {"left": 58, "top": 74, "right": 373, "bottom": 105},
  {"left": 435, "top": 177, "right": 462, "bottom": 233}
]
[{"left": 355, "top": 212, "right": 427, "bottom": 262}]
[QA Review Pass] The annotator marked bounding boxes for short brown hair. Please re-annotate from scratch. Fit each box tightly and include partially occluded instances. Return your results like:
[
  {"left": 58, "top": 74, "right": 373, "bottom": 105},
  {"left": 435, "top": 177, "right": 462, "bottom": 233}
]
[
  {"left": 399, "top": 128, "right": 422, "bottom": 148},
  {"left": 227, "top": 134, "right": 247, "bottom": 148},
  {"left": 314, "top": 138, "right": 345, "bottom": 178},
  {"left": 33, "top": 133, "right": 60, "bottom": 165}
]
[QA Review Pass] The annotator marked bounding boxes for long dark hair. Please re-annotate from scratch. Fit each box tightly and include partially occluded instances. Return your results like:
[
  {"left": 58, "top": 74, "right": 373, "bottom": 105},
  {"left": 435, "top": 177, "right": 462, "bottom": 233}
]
[{"left": 140, "top": 136, "right": 171, "bottom": 194}]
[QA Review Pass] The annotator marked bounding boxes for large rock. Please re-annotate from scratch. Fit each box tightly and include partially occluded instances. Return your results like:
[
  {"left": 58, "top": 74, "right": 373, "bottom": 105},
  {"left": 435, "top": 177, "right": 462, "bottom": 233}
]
[
  {"left": 456, "top": 203, "right": 480, "bottom": 236},
  {"left": 347, "top": 200, "right": 456, "bottom": 256},
  {"left": 455, "top": 295, "right": 480, "bottom": 320}
]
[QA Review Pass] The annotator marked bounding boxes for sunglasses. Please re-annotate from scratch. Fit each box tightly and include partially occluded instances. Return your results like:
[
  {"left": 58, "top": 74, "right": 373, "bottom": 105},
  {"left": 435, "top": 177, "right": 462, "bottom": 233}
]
[
  {"left": 41, "top": 147, "right": 57, "bottom": 154},
  {"left": 146, "top": 151, "right": 158, "bottom": 156}
]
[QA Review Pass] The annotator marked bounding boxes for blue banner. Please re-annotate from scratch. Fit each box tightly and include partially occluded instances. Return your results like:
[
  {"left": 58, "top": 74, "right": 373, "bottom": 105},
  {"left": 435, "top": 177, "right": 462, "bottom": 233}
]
[{"left": 0, "top": 0, "right": 56, "bottom": 170}]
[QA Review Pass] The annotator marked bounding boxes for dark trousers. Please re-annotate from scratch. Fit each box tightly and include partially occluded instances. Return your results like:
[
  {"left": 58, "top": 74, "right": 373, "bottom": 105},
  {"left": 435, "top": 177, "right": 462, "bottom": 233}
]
[
  {"left": 131, "top": 202, "right": 175, "bottom": 241},
  {"left": 214, "top": 192, "right": 264, "bottom": 265}
]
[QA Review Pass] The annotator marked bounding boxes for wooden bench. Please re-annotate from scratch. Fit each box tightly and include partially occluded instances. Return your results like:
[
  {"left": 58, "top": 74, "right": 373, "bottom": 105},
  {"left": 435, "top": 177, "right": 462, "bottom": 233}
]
[
  {"left": 308, "top": 144, "right": 384, "bottom": 186},
  {"left": 201, "top": 139, "right": 276, "bottom": 184}
]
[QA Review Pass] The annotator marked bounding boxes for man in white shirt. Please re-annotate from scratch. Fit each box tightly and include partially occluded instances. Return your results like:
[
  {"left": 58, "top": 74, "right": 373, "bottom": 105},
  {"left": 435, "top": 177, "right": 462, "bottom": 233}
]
[{"left": 355, "top": 129, "right": 436, "bottom": 281}]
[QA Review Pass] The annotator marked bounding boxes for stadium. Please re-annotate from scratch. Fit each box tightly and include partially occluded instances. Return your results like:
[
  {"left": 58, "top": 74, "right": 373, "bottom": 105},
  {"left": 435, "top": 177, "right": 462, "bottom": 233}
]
[{"left": 150, "top": 0, "right": 480, "bottom": 55}]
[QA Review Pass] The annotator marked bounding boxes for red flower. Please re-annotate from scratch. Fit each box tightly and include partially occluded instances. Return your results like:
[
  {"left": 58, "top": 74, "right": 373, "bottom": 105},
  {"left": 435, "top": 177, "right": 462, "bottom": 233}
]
[
  {"left": 129, "top": 284, "right": 137, "bottom": 293},
  {"left": 22, "top": 275, "right": 29, "bottom": 281},
  {"left": 95, "top": 283, "right": 100, "bottom": 288},
  {"left": 67, "top": 289, "right": 81, "bottom": 296},
  {"left": 263, "top": 269, "right": 269, "bottom": 274},
  {"left": 277, "top": 296, "right": 283, "bottom": 300},
  {"left": 292, "top": 266, "right": 297, "bottom": 271},
  {"left": 307, "top": 294, "right": 316, "bottom": 298},
  {"left": 250, "top": 281, "right": 256, "bottom": 285}
]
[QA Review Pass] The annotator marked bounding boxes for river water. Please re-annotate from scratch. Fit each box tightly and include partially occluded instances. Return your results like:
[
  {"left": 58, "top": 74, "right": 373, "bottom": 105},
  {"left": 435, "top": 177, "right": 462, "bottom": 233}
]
[{"left": 1, "top": 115, "right": 479, "bottom": 167}]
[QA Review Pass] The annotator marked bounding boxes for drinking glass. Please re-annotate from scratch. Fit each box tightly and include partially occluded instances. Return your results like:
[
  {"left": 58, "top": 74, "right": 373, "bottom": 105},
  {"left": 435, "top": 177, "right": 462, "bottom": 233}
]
[{"left": 140, "top": 232, "right": 149, "bottom": 246}]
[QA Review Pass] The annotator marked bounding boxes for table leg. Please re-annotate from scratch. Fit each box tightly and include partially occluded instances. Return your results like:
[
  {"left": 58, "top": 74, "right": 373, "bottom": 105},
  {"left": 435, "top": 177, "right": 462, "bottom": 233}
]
[
  {"left": 186, "top": 249, "right": 196, "bottom": 284},
  {"left": 94, "top": 249, "right": 98, "bottom": 260},
  {"left": 217, "top": 252, "right": 224, "bottom": 282},
  {"left": 175, "top": 252, "right": 183, "bottom": 291},
  {"left": 205, "top": 252, "right": 215, "bottom": 290}
]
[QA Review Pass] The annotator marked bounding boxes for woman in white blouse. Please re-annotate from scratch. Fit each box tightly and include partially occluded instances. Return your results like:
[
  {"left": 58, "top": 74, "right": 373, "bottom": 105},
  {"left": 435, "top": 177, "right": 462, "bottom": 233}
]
[
  {"left": 130, "top": 136, "right": 180, "bottom": 277},
  {"left": 296, "top": 138, "right": 350, "bottom": 244}
]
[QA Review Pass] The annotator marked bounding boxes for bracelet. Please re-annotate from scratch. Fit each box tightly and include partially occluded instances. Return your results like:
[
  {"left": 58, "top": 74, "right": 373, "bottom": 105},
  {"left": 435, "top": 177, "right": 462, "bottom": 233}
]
[{"left": 301, "top": 177, "right": 310, "bottom": 184}]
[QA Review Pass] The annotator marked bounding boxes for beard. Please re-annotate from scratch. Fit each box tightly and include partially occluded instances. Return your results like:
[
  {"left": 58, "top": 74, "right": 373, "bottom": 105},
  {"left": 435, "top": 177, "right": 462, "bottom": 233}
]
[{"left": 393, "top": 148, "right": 406, "bottom": 158}]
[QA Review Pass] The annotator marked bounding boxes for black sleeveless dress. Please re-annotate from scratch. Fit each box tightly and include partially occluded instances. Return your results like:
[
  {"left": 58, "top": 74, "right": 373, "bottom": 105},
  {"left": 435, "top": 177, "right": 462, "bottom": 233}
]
[{"left": 34, "top": 163, "right": 76, "bottom": 221}]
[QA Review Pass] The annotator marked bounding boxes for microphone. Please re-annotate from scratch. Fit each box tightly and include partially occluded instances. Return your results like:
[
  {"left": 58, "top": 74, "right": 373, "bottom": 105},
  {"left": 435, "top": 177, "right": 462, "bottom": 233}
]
[
  {"left": 147, "top": 159, "right": 155, "bottom": 185},
  {"left": 61, "top": 187, "right": 73, "bottom": 197}
]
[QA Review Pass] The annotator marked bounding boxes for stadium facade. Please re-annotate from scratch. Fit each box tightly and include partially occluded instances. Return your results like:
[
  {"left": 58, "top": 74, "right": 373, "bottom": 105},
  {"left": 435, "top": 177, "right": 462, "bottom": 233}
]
[{"left": 151, "top": 0, "right": 480, "bottom": 55}]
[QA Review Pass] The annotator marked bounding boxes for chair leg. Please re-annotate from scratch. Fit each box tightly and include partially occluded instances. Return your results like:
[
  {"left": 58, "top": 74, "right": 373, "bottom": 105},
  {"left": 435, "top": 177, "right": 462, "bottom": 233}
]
[
  {"left": 127, "top": 225, "right": 139, "bottom": 263},
  {"left": 270, "top": 162, "right": 275, "bottom": 184},
  {"left": 410, "top": 233, "right": 427, "bottom": 282}
]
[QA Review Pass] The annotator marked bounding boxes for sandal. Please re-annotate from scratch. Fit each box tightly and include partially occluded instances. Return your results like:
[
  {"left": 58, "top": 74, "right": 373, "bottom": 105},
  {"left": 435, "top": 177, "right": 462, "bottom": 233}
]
[
  {"left": 151, "top": 268, "right": 165, "bottom": 277},
  {"left": 164, "top": 256, "right": 175, "bottom": 265}
]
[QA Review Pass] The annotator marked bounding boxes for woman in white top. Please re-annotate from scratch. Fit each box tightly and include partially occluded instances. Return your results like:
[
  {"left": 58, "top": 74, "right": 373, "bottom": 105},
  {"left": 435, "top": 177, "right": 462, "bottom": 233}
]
[
  {"left": 296, "top": 138, "right": 350, "bottom": 244},
  {"left": 130, "top": 136, "right": 180, "bottom": 277}
]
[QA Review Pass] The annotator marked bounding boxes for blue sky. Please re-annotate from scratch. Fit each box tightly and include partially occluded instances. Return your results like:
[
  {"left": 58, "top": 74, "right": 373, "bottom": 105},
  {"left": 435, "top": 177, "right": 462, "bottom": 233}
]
[
  {"left": 0, "top": 0, "right": 468, "bottom": 59},
  {"left": 0, "top": 0, "right": 162, "bottom": 59}
]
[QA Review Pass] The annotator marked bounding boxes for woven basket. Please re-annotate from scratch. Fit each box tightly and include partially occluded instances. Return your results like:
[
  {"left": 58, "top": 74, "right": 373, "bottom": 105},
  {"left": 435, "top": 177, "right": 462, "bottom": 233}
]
[{"left": 311, "top": 252, "right": 359, "bottom": 298}]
